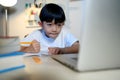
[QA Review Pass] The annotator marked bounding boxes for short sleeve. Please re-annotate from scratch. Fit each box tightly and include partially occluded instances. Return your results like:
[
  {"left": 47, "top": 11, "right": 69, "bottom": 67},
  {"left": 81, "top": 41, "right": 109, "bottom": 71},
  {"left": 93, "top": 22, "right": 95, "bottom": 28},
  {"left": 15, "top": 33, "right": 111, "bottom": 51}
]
[{"left": 64, "top": 30, "right": 79, "bottom": 47}]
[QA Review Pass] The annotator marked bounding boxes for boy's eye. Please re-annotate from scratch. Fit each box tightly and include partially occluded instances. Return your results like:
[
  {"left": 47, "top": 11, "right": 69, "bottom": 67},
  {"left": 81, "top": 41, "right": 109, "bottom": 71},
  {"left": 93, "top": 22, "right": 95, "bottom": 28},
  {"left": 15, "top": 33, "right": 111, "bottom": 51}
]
[
  {"left": 45, "top": 22, "right": 64, "bottom": 27},
  {"left": 57, "top": 23, "right": 63, "bottom": 27},
  {"left": 46, "top": 23, "right": 52, "bottom": 26}
]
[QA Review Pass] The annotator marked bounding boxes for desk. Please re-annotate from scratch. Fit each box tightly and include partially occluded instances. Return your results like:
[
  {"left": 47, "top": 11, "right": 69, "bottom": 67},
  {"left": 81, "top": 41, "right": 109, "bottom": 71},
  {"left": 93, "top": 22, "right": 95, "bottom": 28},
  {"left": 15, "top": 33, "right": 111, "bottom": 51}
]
[{"left": 0, "top": 53, "right": 120, "bottom": 80}]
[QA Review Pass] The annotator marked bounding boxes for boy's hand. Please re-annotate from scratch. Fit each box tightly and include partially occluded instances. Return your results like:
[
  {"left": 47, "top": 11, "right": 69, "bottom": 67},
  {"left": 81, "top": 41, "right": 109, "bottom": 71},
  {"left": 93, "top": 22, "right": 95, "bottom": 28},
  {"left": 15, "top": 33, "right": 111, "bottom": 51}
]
[
  {"left": 48, "top": 47, "right": 63, "bottom": 55},
  {"left": 28, "top": 40, "right": 40, "bottom": 53}
]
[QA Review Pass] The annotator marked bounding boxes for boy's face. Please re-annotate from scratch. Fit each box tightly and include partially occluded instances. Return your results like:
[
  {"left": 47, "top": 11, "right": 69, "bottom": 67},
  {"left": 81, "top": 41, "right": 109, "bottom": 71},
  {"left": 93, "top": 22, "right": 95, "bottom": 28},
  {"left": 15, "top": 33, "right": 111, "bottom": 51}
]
[{"left": 42, "top": 20, "right": 64, "bottom": 39}]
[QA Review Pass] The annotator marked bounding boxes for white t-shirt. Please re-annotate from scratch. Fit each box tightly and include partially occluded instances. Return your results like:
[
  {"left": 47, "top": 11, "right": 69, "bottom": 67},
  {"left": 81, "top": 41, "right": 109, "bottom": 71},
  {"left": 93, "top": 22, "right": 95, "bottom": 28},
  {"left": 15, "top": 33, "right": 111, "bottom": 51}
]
[{"left": 21, "top": 28, "right": 78, "bottom": 55}]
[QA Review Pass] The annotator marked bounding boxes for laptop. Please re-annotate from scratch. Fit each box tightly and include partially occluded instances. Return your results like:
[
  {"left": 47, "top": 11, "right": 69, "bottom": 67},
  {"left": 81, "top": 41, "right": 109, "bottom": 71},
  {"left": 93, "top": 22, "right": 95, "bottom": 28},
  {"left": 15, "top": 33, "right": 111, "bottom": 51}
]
[{"left": 51, "top": 0, "right": 120, "bottom": 72}]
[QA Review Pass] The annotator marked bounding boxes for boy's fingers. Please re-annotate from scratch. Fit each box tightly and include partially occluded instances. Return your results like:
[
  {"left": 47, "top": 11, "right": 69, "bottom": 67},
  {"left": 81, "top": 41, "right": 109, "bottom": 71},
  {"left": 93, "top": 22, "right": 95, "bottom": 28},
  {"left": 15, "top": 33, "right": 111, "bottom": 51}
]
[
  {"left": 31, "top": 40, "right": 40, "bottom": 53},
  {"left": 32, "top": 40, "right": 39, "bottom": 43},
  {"left": 48, "top": 48, "right": 53, "bottom": 54},
  {"left": 48, "top": 47, "right": 59, "bottom": 55}
]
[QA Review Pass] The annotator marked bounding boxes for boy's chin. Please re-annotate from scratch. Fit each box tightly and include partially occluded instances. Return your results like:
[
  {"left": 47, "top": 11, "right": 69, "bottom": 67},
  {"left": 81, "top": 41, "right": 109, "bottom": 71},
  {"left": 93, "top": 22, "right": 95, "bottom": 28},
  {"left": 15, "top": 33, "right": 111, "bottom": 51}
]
[
  {"left": 50, "top": 36, "right": 57, "bottom": 39},
  {"left": 50, "top": 35, "right": 58, "bottom": 39}
]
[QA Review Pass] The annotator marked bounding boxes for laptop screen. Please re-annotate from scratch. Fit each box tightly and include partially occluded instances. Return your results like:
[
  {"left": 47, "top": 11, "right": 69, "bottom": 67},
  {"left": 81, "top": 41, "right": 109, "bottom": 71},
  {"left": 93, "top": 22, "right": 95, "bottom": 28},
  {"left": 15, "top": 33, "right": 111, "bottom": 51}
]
[
  {"left": 52, "top": 0, "right": 120, "bottom": 72},
  {"left": 78, "top": 0, "right": 120, "bottom": 71}
]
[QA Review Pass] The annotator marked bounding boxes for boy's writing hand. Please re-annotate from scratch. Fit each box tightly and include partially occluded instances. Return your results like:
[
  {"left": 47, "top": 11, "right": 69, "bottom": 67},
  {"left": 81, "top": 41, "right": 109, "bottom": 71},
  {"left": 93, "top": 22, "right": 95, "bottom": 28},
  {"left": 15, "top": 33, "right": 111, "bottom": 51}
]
[
  {"left": 28, "top": 40, "right": 40, "bottom": 53},
  {"left": 48, "top": 47, "right": 63, "bottom": 55}
]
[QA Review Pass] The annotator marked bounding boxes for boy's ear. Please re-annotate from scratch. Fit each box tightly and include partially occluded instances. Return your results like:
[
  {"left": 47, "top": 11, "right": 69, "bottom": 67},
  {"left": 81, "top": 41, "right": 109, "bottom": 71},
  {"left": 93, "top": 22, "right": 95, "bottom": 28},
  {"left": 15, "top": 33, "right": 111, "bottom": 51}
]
[{"left": 38, "top": 21, "right": 42, "bottom": 27}]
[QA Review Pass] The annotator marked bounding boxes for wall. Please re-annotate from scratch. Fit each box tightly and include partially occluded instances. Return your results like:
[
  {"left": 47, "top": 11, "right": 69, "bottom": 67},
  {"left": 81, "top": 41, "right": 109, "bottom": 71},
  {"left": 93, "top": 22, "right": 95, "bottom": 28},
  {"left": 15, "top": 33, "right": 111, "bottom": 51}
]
[
  {"left": 0, "top": 6, "right": 5, "bottom": 36},
  {"left": 8, "top": 0, "right": 82, "bottom": 40},
  {"left": 69, "top": 1, "right": 83, "bottom": 39},
  {"left": 9, "top": 0, "right": 39, "bottom": 39}
]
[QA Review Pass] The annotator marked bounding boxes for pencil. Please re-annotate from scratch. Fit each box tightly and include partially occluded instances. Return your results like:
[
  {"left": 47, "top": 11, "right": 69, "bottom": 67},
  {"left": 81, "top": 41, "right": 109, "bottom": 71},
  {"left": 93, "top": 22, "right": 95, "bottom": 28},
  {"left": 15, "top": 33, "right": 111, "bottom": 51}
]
[{"left": 20, "top": 42, "right": 32, "bottom": 44}]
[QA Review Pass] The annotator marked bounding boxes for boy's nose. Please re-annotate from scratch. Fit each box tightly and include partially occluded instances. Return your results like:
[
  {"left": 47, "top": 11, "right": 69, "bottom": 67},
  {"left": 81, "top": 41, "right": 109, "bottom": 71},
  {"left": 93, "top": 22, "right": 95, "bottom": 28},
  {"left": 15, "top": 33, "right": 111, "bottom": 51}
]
[{"left": 52, "top": 25, "right": 57, "bottom": 31}]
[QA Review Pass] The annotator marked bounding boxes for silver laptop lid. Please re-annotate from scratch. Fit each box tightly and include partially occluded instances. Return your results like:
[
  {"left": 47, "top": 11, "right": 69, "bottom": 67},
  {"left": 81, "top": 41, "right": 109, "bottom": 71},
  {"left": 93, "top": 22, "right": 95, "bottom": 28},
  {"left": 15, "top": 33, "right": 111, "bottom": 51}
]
[{"left": 77, "top": 0, "right": 120, "bottom": 71}]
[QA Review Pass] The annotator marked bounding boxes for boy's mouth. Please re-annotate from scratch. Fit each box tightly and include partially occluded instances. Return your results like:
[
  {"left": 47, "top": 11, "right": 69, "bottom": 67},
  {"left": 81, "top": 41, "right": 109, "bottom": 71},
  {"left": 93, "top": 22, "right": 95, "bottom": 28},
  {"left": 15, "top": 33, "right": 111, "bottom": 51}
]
[
  {"left": 49, "top": 33, "right": 58, "bottom": 37},
  {"left": 50, "top": 32, "right": 58, "bottom": 35}
]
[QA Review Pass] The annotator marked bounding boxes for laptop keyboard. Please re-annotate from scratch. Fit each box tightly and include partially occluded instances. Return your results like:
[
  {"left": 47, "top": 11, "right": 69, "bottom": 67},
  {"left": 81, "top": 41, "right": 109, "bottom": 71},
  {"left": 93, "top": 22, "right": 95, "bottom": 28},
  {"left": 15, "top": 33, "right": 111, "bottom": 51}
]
[{"left": 72, "top": 57, "right": 78, "bottom": 61}]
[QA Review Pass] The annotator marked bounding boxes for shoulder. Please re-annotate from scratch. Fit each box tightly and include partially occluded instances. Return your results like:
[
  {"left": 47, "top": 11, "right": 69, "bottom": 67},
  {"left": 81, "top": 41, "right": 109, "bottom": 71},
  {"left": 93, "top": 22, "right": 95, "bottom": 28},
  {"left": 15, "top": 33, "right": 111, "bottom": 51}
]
[
  {"left": 60, "top": 27, "right": 71, "bottom": 35},
  {"left": 58, "top": 27, "right": 78, "bottom": 40},
  {"left": 60, "top": 28, "right": 74, "bottom": 38},
  {"left": 21, "top": 29, "right": 42, "bottom": 42},
  {"left": 61, "top": 28, "right": 79, "bottom": 46},
  {"left": 31, "top": 29, "right": 42, "bottom": 35},
  {"left": 25, "top": 29, "right": 43, "bottom": 38}
]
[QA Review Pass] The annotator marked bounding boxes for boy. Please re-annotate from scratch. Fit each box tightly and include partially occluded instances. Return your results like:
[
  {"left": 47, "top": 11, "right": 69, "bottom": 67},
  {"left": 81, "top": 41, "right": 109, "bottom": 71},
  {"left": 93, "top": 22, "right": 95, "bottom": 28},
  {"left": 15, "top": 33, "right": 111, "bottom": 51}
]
[{"left": 20, "top": 3, "right": 79, "bottom": 55}]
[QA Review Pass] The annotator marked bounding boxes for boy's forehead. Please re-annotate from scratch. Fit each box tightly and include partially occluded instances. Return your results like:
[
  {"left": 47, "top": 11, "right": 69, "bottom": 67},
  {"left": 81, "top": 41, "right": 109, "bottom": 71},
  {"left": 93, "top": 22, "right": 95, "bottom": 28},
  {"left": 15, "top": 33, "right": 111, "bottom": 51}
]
[{"left": 45, "top": 20, "right": 64, "bottom": 24}]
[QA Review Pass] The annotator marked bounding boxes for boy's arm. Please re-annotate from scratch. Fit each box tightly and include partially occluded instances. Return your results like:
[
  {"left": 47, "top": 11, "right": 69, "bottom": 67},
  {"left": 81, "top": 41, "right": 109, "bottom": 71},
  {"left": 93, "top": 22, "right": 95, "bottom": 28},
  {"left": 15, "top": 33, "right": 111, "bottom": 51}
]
[
  {"left": 48, "top": 41, "right": 79, "bottom": 55},
  {"left": 61, "top": 41, "right": 79, "bottom": 54}
]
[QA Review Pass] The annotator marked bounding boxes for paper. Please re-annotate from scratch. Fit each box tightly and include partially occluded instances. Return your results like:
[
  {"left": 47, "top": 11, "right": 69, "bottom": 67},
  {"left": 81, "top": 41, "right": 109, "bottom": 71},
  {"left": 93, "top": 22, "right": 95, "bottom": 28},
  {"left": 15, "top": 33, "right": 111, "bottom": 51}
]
[{"left": 0, "top": 55, "right": 25, "bottom": 73}]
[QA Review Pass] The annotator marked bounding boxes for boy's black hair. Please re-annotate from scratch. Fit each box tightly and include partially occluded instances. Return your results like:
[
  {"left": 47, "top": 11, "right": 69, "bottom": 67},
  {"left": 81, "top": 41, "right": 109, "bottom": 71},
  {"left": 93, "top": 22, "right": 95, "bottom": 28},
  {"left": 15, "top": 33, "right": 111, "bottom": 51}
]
[{"left": 39, "top": 3, "right": 66, "bottom": 24}]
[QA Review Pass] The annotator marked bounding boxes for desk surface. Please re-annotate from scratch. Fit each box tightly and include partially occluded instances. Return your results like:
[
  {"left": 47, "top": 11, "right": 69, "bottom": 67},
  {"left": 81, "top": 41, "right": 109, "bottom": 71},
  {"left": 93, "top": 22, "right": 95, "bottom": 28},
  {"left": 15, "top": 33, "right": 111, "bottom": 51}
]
[{"left": 0, "top": 54, "right": 120, "bottom": 80}]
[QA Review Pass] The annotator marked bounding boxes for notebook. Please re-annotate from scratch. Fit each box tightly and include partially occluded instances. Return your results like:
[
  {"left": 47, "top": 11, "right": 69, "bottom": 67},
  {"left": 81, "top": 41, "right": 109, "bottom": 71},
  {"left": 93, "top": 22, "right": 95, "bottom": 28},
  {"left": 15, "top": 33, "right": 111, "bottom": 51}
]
[
  {"left": 51, "top": 0, "right": 120, "bottom": 72},
  {"left": 0, "top": 52, "right": 25, "bottom": 74}
]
